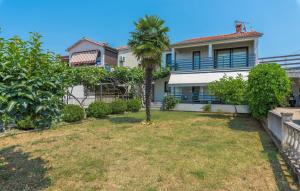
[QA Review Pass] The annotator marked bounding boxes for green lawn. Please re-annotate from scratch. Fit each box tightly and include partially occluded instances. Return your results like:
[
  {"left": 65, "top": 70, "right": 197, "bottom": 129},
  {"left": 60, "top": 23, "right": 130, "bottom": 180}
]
[{"left": 0, "top": 111, "right": 298, "bottom": 191}]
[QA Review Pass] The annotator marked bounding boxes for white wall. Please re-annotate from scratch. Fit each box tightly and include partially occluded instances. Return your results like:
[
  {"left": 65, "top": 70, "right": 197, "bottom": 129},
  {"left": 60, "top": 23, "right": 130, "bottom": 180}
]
[
  {"left": 176, "top": 46, "right": 208, "bottom": 60},
  {"left": 174, "top": 40, "right": 255, "bottom": 60},
  {"left": 154, "top": 77, "right": 169, "bottom": 102},
  {"left": 118, "top": 49, "right": 140, "bottom": 68},
  {"left": 174, "top": 103, "right": 250, "bottom": 113}
]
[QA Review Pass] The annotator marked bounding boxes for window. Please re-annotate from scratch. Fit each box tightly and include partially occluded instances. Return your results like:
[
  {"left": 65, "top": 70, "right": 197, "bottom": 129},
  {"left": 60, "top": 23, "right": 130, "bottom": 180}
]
[
  {"left": 193, "top": 51, "right": 201, "bottom": 70},
  {"left": 166, "top": 53, "right": 172, "bottom": 67},
  {"left": 215, "top": 47, "right": 248, "bottom": 68},
  {"left": 164, "top": 81, "right": 170, "bottom": 93},
  {"left": 84, "top": 86, "right": 95, "bottom": 97},
  {"left": 232, "top": 48, "right": 248, "bottom": 67},
  {"left": 96, "top": 52, "right": 101, "bottom": 65}
]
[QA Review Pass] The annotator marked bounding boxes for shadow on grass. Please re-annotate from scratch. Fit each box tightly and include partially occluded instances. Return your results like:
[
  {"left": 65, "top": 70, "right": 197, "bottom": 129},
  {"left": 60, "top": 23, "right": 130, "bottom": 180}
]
[
  {"left": 228, "top": 116, "right": 298, "bottom": 190},
  {"left": 0, "top": 146, "right": 51, "bottom": 191},
  {"left": 109, "top": 116, "right": 143, "bottom": 124}
]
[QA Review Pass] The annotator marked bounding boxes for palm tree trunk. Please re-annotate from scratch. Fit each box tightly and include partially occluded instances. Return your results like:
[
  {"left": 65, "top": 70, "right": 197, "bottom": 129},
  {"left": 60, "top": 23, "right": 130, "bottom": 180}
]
[{"left": 145, "top": 66, "right": 153, "bottom": 122}]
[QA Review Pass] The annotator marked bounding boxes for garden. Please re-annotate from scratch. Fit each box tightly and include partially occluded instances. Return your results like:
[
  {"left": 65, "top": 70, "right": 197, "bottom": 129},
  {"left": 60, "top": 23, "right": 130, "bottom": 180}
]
[
  {"left": 1, "top": 111, "right": 298, "bottom": 190},
  {"left": 0, "top": 15, "right": 297, "bottom": 190}
]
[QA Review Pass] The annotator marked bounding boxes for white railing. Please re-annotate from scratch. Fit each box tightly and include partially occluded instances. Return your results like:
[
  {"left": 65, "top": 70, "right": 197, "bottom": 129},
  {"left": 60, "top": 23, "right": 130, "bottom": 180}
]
[{"left": 267, "top": 110, "right": 300, "bottom": 183}]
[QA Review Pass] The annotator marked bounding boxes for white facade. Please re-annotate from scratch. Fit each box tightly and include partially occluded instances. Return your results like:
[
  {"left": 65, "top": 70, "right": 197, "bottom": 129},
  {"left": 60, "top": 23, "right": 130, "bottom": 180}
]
[{"left": 118, "top": 48, "right": 140, "bottom": 68}]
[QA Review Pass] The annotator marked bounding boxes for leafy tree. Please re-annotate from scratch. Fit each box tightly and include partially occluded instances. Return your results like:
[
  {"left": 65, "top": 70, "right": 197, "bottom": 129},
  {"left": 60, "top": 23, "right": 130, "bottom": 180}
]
[
  {"left": 0, "top": 33, "right": 69, "bottom": 128},
  {"left": 66, "top": 66, "right": 107, "bottom": 108},
  {"left": 247, "top": 63, "right": 291, "bottom": 119},
  {"left": 128, "top": 15, "right": 170, "bottom": 122},
  {"left": 208, "top": 74, "right": 247, "bottom": 115},
  {"left": 153, "top": 67, "right": 170, "bottom": 80}
]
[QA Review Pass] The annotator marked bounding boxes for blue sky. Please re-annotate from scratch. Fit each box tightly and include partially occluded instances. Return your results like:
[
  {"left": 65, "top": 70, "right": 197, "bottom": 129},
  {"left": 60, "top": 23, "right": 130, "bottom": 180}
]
[{"left": 0, "top": 0, "right": 299, "bottom": 57}]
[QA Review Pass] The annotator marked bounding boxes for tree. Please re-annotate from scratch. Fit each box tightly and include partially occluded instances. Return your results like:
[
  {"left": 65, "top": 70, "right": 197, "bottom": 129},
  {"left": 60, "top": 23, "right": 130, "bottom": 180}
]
[
  {"left": 247, "top": 63, "right": 291, "bottom": 119},
  {"left": 208, "top": 74, "right": 247, "bottom": 115},
  {"left": 0, "top": 33, "right": 69, "bottom": 128},
  {"left": 66, "top": 66, "right": 107, "bottom": 108},
  {"left": 128, "top": 15, "right": 170, "bottom": 122}
]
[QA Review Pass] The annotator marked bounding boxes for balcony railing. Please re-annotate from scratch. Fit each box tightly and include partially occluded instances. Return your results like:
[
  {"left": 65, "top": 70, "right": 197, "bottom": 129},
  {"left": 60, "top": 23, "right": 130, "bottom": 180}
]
[
  {"left": 170, "top": 54, "right": 256, "bottom": 71},
  {"left": 172, "top": 93, "right": 221, "bottom": 104}
]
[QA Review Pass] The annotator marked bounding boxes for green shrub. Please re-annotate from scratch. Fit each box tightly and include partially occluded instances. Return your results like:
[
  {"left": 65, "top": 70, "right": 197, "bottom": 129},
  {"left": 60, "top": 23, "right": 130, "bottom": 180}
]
[
  {"left": 86, "top": 101, "right": 111, "bottom": 118},
  {"left": 61, "top": 104, "right": 85, "bottom": 122},
  {"left": 110, "top": 100, "right": 127, "bottom": 114},
  {"left": 127, "top": 99, "right": 142, "bottom": 112},
  {"left": 16, "top": 116, "right": 35, "bottom": 130},
  {"left": 202, "top": 104, "right": 211, "bottom": 112},
  {"left": 163, "top": 96, "right": 179, "bottom": 111},
  {"left": 247, "top": 63, "right": 291, "bottom": 119}
]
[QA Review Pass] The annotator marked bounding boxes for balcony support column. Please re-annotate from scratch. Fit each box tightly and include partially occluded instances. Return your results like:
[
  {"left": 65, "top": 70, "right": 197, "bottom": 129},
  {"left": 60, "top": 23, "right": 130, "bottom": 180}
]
[
  {"left": 208, "top": 44, "right": 213, "bottom": 58},
  {"left": 254, "top": 39, "right": 259, "bottom": 65},
  {"left": 171, "top": 48, "right": 176, "bottom": 70}
]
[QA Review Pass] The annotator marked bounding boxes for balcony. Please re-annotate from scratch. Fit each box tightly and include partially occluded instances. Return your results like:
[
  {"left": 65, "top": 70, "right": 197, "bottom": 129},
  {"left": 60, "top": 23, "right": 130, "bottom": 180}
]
[
  {"left": 170, "top": 54, "right": 256, "bottom": 72},
  {"left": 172, "top": 93, "right": 221, "bottom": 104}
]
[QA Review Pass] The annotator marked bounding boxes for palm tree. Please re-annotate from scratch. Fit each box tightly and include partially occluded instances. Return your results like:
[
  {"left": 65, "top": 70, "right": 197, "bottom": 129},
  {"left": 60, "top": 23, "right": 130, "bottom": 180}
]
[{"left": 128, "top": 15, "right": 170, "bottom": 122}]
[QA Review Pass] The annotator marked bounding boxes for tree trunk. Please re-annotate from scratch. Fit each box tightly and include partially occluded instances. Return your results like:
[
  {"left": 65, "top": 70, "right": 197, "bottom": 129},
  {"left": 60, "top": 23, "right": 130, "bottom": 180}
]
[
  {"left": 234, "top": 105, "right": 237, "bottom": 117},
  {"left": 145, "top": 66, "right": 153, "bottom": 122}
]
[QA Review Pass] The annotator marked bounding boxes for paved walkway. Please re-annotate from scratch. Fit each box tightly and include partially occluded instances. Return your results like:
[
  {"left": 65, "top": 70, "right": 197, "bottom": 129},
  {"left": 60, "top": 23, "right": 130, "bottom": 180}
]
[{"left": 275, "top": 107, "right": 300, "bottom": 125}]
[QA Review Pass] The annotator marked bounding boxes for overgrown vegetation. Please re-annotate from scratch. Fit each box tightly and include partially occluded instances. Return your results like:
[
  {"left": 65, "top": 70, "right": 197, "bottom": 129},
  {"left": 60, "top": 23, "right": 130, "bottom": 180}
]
[
  {"left": 208, "top": 74, "right": 247, "bottom": 115},
  {"left": 247, "top": 63, "right": 291, "bottom": 119},
  {"left": 61, "top": 104, "right": 85, "bottom": 123},
  {"left": 0, "top": 33, "right": 69, "bottom": 129},
  {"left": 163, "top": 95, "right": 179, "bottom": 110}
]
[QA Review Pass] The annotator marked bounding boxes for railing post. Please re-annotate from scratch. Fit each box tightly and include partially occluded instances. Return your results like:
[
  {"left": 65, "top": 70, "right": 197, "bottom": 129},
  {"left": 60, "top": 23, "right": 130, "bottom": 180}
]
[{"left": 281, "top": 112, "right": 293, "bottom": 149}]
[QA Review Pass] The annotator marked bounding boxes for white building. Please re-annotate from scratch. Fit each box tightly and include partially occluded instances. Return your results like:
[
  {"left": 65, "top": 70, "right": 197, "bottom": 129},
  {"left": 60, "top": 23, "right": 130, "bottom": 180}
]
[
  {"left": 166, "top": 23, "right": 262, "bottom": 104},
  {"left": 64, "top": 23, "right": 263, "bottom": 111}
]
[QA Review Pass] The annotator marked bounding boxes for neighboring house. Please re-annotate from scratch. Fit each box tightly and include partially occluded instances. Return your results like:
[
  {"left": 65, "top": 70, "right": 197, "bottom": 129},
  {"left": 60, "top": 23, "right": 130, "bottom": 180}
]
[
  {"left": 117, "top": 46, "right": 140, "bottom": 68},
  {"left": 67, "top": 37, "right": 118, "bottom": 69},
  {"left": 64, "top": 38, "right": 123, "bottom": 106},
  {"left": 163, "top": 23, "right": 262, "bottom": 104}
]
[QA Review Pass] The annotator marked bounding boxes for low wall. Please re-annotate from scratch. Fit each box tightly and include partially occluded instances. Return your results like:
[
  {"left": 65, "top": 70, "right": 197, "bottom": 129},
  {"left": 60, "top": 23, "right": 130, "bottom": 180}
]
[
  {"left": 174, "top": 103, "right": 249, "bottom": 114},
  {"left": 265, "top": 110, "right": 300, "bottom": 184}
]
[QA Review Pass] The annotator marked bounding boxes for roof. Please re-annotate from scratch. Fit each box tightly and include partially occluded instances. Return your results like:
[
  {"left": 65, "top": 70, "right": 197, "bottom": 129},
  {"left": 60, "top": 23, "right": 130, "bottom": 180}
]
[
  {"left": 66, "top": 38, "right": 108, "bottom": 51},
  {"left": 116, "top": 45, "right": 129, "bottom": 51},
  {"left": 173, "top": 31, "right": 263, "bottom": 46},
  {"left": 60, "top": 55, "right": 69, "bottom": 62},
  {"left": 168, "top": 70, "right": 249, "bottom": 86},
  {"left": 69, "top": 50, "right": 99, "bottom": 65}
]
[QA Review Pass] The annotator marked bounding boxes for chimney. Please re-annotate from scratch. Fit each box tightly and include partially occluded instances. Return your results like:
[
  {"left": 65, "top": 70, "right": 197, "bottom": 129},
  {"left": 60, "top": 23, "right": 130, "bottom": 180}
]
[{"left": 235, "top": 23, "right": 243, "bottom": 33}]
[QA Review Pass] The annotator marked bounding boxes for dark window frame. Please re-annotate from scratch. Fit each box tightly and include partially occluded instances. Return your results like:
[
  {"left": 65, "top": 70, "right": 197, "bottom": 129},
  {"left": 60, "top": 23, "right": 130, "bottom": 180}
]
[
  {"left": 214, "top": 46, "right": 249, "bottom": 68},
  {"left": 192, "top": 51, "right": 201, "bottom": 70},
  {"left": 164, "top": 81, "right": 170, "bottom": 93},
  {"left": 165, "top": 53, "right": 172, "bottom": 67}
]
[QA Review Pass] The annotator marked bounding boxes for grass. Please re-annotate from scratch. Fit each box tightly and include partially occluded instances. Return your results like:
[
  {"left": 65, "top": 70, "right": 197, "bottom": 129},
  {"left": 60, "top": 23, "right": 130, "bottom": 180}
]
[{"left": 0, "top": 111, "right": 298, "bottom": 191}]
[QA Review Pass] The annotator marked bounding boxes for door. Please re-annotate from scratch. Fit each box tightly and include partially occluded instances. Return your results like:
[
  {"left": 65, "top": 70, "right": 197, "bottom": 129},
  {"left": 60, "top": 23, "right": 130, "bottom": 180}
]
[
  {"left": 151, "top": 84, "right": 155, "bottom": 102},
  {"left": 193, "top": 51, "right": 201, "bottom": 70}
]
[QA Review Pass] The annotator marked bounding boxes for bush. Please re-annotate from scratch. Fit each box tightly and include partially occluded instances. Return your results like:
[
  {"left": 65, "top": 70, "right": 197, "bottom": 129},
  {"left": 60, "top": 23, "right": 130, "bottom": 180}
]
[
  {"left": 247, "top": 63, "right": 291, "bottom": 119},
  {"left": 16, "top": 116, "right": 35, "bottom": 130},
  {"left": 86, "top": 101, "right": 111, "bottom": 118},
  {"left": 110, "top": 100, "right": 127, "bottom": 114},
  {"left": 202, "top": 104, "right": 211, "bottom": 112},
  {"left": 61, "top": 104, "right": 85, "bottom": 122},
  {"left": 163, "top": 96, "right": 179, "bottom": 111},
  {"left": 127, "top": 99, "right": 142, "bottom": 112}
]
